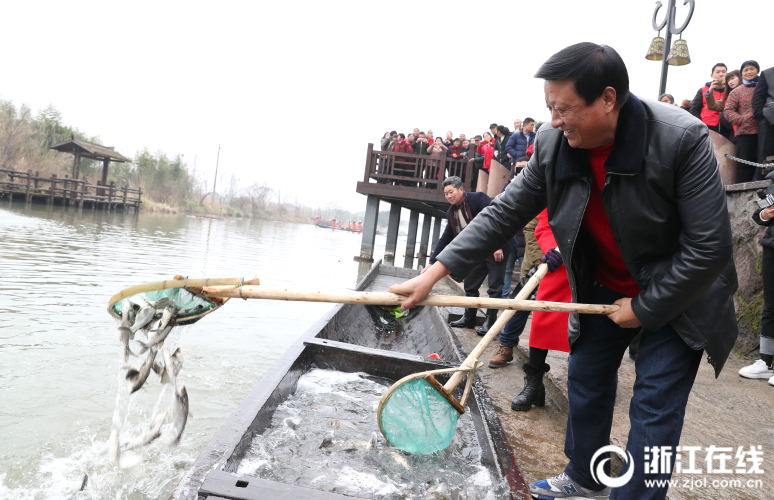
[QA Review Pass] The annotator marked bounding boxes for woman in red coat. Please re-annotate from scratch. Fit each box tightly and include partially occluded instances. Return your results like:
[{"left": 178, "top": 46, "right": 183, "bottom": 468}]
[
  {"left": 510, "top": 209, "right": 571, "bottom": 411},
  {"left": 477, "top": 132, "right": 495, "bottom": 172}
]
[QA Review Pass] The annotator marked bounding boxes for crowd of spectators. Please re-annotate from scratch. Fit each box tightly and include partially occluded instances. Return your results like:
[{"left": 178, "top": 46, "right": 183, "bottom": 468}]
[
  {"left": 379, "top": 60, "right": 773, "bottom": 188},
  {"left": 665, "top": 61, "right": 774, "bottom": 182},
  {"left": 379, "top": 118, "right": 540, "bottom": 189}
]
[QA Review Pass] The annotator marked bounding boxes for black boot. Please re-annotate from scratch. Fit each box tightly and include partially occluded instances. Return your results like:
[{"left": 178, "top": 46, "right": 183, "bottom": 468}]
[
  {"left": 450, "top": 308, "right": 477, "bottom": 328},
  {"left": 511, "top": 362, "right": 550, "bottom": 411},
  {"left": 476, "top": 309, "right": 499, "bottom": 336}
]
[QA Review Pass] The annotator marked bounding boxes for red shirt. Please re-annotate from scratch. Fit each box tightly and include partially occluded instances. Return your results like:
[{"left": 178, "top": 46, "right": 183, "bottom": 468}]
[{"left": 582, "top": 142, "right": 641, "bottom": 298}]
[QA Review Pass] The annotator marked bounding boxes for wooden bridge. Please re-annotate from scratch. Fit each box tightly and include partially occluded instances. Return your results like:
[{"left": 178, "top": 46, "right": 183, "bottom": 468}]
[
  {"left": 0, "top": 168, "right": 142, "bottom": 211},
  {"left": 355, "top": 143, "right": 479, "bottom": 269}
]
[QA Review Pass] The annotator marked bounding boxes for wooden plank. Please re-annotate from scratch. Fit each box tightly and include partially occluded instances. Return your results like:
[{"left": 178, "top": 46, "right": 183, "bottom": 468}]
[
  {"left": 25, "top": 170, "right": 31, "bottom": 201},
  {"left": 49, "top": 175, "right": 57, "bottom": 204}
]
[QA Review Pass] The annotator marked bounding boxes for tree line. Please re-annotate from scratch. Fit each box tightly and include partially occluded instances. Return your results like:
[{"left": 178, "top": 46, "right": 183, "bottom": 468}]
[{"left": 0, "top": 101, "right": 364, "bottom": 222}]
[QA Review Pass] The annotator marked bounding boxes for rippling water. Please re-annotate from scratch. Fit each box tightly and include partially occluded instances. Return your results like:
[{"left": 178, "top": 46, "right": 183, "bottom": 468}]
[
  {"left": 0, "top": 201, "right": 411, "bottom": 499},
  {"left": 237, "top": 369, "right": 507, "bottom": 500}
]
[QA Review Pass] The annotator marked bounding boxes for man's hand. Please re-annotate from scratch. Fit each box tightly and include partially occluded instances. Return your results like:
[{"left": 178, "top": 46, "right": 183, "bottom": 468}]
[
  {"left": 493, "top": 249, "right": 503, "bottom": 262},
  {"left": 389, "top": 261, "right": 451, "bottom": 309},
  {"left": 761, "top": 205, "right": 774, "bottom": 221},
  {"left": 608, "top": 297, "right": 642, "bottom": 328},
  {"left": 540, "top": 248, "right": 563, "bottom": 272},
  {"left": 420, "top": 262, "right": 432, "bottom": 274}
]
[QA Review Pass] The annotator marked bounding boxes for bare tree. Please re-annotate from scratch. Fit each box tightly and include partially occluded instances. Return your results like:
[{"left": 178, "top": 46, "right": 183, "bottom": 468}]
[{"left": 244, "top": 183, "right": 273, "bottom": 214}]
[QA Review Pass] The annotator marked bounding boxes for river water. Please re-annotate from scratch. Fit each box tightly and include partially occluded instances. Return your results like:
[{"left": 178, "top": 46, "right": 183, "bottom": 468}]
[{"left": 0, "top": 201, "right": 416, "bottom": 499}]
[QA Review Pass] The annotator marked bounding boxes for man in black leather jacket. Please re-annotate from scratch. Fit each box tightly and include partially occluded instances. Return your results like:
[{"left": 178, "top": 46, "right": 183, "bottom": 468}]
[{"left": 390, "top": 43, "right": 738, "bottom": 500}]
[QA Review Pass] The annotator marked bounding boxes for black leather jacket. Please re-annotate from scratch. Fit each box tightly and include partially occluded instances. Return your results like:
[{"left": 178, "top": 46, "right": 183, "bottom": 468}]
[{"left": 436, "top": 95, "right": 738, "bottom": 376}]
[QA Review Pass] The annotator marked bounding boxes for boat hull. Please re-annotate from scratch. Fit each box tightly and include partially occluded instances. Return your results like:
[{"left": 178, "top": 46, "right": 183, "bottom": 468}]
[{"left": 171, "top": 261, "right": 528, "bottom": 500}]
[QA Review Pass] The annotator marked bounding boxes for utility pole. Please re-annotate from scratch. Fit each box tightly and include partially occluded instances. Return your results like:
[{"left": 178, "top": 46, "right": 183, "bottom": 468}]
[{"left": 211, "top": 144, "right": 220, "bottom": 206}]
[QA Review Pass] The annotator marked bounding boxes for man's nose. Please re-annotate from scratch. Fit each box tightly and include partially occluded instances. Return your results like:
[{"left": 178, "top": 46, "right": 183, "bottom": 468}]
[{"left": 550, "top": 109, "right": 564, "bottom": 129}]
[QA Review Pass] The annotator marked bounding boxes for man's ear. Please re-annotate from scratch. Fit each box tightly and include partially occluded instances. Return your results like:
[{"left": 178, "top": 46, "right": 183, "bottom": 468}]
[{"left": 603, "top": 87, "right": 617, "bottom": 112}]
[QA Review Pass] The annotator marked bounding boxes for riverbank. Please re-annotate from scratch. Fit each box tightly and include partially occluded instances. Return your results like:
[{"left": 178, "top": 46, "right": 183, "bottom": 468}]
[{"left": 139, "top": 199, "right": 315, "bottom": 224}]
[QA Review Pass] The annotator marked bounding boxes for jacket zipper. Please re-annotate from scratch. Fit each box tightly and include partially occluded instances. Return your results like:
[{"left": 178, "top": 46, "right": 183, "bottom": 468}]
[{"left": 567, "top": 176, "right": 591, "bottom": 347}]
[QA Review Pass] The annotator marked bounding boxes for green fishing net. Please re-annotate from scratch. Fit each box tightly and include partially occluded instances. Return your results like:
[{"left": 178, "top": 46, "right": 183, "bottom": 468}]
[
  {"left": 380, "top": 377, "right": 460, "bottom": 454},
  {"left": 112, "top": 288, "right": 217, "bottom": 323}
]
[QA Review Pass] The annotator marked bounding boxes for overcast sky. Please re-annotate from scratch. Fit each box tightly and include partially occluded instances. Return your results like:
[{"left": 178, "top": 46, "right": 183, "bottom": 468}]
[{"left": 2, "top": 0, "right": 770, "bottom": 212}]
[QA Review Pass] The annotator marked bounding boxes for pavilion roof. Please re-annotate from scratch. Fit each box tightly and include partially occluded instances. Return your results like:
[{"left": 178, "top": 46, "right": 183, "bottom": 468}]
[{"left": 50, "top": 136, "right": 132, "bottom": 163}]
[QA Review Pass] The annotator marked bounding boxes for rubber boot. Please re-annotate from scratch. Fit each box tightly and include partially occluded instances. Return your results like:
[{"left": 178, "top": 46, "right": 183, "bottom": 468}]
[
  {"left": 510, "top": 362, "right": 550, "bottom": 411},
  {"left": 476, "top": 309, "right": 499, "bottom": 336},
  {"left": 450, "top": 308, "right": 477, "bottom": 328}
]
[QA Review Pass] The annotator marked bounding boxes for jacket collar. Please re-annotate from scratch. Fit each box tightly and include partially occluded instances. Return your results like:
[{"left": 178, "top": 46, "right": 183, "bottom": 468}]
[{"left": 555, "top": 94, "right": 647, "bottom": 182}]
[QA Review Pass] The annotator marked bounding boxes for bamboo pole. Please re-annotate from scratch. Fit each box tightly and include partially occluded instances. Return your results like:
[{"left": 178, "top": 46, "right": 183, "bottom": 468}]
[
  {"left": 444, "top": 263, "right": 548, "bottom": 395},
  {"left": 198, "top": 285, "right": 618, "bottom": 315}
]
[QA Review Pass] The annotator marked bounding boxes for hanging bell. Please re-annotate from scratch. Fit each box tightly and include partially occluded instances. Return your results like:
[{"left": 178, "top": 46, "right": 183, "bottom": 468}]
[
  {"left": 645, "top": 36, "right": 665, "bottom": 61},
  {"left": 666, "top": 39, "right": 691, "bottom": 66}
]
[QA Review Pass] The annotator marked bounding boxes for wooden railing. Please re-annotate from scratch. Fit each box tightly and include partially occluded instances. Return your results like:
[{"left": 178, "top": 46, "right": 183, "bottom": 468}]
[
  {"left": 363, "top": 144, "right": 475, "bottom": 192},
  {"left": 0, "top": 168, "right": 142, "bottom": 209}
]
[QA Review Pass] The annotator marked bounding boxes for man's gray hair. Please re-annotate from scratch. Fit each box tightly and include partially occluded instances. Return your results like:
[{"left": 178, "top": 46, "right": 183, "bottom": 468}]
[{"left": 442, "top": 176, "right": 463, "bottom": 189}]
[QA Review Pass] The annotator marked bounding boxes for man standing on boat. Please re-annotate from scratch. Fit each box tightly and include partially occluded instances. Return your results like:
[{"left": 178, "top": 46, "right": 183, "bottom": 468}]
[
  {"left": 426, "top": 176, "right": 514, "bottom": 336},
  {"left": 390, "top": 42, "right": 738, "bottom": 500}
]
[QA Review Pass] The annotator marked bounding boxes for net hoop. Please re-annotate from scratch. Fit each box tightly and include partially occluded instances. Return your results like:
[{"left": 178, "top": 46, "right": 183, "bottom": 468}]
[
  {"left": 377, "top": 363, "right": 480, "bottom": 453},
  {"left": 107, "top": 275, "right": 259, "bottom": 326}
]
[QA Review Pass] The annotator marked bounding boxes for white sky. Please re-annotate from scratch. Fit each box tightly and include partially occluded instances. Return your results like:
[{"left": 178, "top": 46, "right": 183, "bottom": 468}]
[{"left": 2, "top": 0, "right": 770, "bottom": 212}]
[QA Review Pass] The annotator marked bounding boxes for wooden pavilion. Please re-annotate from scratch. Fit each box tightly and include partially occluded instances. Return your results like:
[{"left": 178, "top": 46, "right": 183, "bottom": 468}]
[{"left": 50, "top": 135, "right": 132, "bottom": 185}]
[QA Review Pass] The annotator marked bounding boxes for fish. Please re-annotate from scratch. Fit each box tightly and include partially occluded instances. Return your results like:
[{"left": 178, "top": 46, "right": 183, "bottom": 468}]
[
  {"left": 127, "top": 295, "right": 151, "bottom": 309},
  {"left": 171, "top": 383, "right": 189, "bottom": 445},
  {"left": 119, "top": 300, "right": 133, "bottom": 328},
  {"left": 319, "top": 431, "right": 335, "bottom": 449},
  {"left": 124, "top": 409, "right": 167, "bottom": 451},
  {"left": 389, "top": 451, "right": 410, "bottom": 470},
  {"left": 137, "top": 305, "right": 178, "bottom": 354},
  {"left": 367, "top": 432, "right": 377, "bottom": 450},
  {"left": 130, "top": 304, "right": 157, "bottom": 333},
  {"left": 126, "top": 347, "right": 158, "bottom": 394},
  {"left": 117, "top": 326, "right": 135, "bottom": 361},
  {"left": 327, "top": 420, "right": 357, "bottom": 430},
  {"left": 108, "top": 429, "right": 121, "bottom": 465},
  {"left": 65, "top": 474, "right": 89, "bottom": 500},
  {"left": 153, "top": 347, "right": 183, "bottom": 384},
  {"left": 148, "top": 297, "right": 172, "bottom": 309}
]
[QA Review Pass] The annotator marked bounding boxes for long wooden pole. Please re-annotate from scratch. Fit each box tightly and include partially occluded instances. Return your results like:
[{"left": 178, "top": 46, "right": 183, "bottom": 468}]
[
  {"left": 199, "top": 284, "right": 618, "bottom": 315},
  {"left": 444, "top": 262, "right": 548, "bottom": 394}
]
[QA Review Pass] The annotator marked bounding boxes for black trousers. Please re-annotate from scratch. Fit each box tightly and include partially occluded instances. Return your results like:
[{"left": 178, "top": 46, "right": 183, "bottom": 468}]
[
  {"left": 735, "top": 134, "right": 760, "bottom": 182},
  {"left": 761, "top": 246, "right": 774, "bottom": 355},
  {"left": 463, "top": 254, "right": 506, "bottom": 299},
  {"left": 759, "top": 119, "right": 774, "bottom": 164}
]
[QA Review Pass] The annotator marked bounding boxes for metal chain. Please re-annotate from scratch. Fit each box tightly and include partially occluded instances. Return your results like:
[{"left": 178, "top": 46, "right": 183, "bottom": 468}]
[{"left": 724, "top": 154, "right": 771, "bottom": 169}]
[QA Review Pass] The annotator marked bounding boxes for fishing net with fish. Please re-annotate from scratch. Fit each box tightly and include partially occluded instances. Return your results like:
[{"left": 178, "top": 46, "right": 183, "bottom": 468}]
[
  {"left": 378, "top": 377, "right": 461, "bottom": 454},
  {"left": 111, "top": 287, "right": 217, "bottom": 324}
]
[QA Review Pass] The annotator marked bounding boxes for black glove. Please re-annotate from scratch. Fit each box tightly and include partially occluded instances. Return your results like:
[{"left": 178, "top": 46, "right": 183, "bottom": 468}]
[{"left": 540, "top": 248, "right": 563, "bottom": 273}]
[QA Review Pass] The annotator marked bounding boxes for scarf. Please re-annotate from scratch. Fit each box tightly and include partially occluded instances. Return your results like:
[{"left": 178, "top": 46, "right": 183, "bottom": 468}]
[
  {"left": 447, "top": 193, "right": 474, "bottom": 236},
  {"left": 743, "top": 76, "right": 759, "bottom": 86}
]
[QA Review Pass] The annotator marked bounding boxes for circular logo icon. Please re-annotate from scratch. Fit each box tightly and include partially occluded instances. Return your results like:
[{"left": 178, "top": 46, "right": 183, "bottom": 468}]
[{"left": 590, "top": 445, "right": 635, "bottom": 488}]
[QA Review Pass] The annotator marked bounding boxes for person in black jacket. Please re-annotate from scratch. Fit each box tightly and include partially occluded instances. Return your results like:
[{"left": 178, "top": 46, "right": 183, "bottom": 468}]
[
  {"left": 390, "top": 43, "right": 737, "bottom": 500},
  {"left": 753, "top": 66, "right": 774, "bottom": 164},
  {"left": 427, "top": 176, "right": 513, "bottom": 334},
  {"left": 494, "top": 125, "right": 512, "bottom": 168},
  {"left": 744, "top": 174, "right": 774, "bottom": 382}
]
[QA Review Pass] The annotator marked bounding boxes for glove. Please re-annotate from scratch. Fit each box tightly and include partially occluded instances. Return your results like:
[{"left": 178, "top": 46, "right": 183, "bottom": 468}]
[{"left": 540, "top": 248, "right": 563, "bottom": 273}]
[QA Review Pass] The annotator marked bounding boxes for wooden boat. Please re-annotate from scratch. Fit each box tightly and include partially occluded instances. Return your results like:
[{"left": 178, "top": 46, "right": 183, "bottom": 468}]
[{"left": 171, "top": 261, "right": 529, "bottom": 500}]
